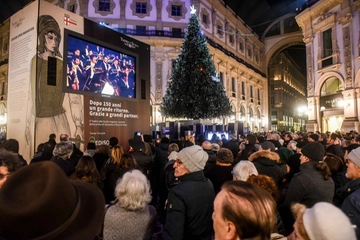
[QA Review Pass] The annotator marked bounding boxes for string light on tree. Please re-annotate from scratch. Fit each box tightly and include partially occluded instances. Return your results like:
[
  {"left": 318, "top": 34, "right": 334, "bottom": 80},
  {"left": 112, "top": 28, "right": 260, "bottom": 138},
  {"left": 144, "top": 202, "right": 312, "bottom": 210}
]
[{"left": 160, "top": 4, "right": 231, "bottom": 119}]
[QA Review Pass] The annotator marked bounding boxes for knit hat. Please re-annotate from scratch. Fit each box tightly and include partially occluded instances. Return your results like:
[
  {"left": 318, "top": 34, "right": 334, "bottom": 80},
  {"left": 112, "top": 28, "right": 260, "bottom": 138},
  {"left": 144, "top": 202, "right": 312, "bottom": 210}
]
[
  {"left": 177, "top": 145, "right": 208, "bottom": 173},
  {"left": 260, "top": 141, "right": 276, "bottom": 151},
  {"left": 246, "top": 134, "right": 257, "bottom": 145},
  {"left": 301, "top": 142, "right": 325, "bottom": 161},
  {"left": 303, "top": 202, "right": 356, "bottom": 240},
  {"left": 348, "top": 146, "right": 360, "bottom": 167},
  {"left": 168, "top": 151, "right": 178, "bottom": 161},
  {"left": 309, "top": 134, "right": 319, "bottom": 141},
  {"left": 277, "top": 147, "right": 294, "bottom": 164}
]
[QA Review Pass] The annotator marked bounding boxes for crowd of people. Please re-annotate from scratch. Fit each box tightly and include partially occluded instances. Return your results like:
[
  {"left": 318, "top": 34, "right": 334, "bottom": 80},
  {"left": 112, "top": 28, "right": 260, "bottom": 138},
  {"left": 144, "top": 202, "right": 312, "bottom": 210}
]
[{"left": 0, "top": 130, "right": 359, "bottom": 239}]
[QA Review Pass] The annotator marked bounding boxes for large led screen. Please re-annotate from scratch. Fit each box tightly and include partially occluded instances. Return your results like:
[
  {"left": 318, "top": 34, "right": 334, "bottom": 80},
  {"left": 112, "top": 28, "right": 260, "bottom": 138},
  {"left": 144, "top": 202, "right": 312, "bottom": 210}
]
[{"left": 64, "top": 32, "right": 136, "bottom": 99}]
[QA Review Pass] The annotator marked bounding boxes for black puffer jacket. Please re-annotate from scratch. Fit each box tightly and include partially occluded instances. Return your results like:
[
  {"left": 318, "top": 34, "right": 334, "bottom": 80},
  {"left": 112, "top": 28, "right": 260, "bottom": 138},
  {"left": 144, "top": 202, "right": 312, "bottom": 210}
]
[
  {"left": 236, "top": 143, "right": 258, "bottom": 162},
  {"left": 152, "top": 143, "right": 169, "bottom": 174},
  {"left": 163, "top": 171, "right": 215, "bottom": 240},
  {"left": 249, "top": 150, "right": 284, "bottom": 186},
  {"left": 203, "top": 149, "right": 217, "bottom": 174},
  {"left": 223, "top": 139, "right": 239, "bottom": 159},
  {"left": 130, "top": 150, "right": 153, "bottom": 176}
]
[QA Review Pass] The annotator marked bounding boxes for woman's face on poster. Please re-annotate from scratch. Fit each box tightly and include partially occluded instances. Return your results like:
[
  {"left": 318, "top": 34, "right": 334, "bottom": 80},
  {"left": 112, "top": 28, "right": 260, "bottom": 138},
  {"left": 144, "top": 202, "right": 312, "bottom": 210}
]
[{"left": 45, "top": 32, "right": 59, "bottom": 53}]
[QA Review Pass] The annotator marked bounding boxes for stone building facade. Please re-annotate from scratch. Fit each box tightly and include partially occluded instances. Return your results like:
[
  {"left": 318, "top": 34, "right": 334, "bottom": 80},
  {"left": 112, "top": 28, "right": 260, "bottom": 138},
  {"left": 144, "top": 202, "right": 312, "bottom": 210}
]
[
  {"left": 0, "top": 0, "right": 311, "bottom": 134},
  {"left": 296, "top": 0, "right": 360, "bottom": 133},
  {"left": 269, "top": 52, "right": 307, "bottom": 132},
  {"left": 53, "top": 0, "right": 269, "bottom": 133}
]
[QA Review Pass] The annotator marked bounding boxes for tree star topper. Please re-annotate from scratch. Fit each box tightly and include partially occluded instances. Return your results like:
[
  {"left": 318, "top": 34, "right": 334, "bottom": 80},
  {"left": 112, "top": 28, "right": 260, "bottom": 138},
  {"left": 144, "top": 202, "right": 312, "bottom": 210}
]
[{"left": 190, "top": 5, "right": 196, "bottom": 14}]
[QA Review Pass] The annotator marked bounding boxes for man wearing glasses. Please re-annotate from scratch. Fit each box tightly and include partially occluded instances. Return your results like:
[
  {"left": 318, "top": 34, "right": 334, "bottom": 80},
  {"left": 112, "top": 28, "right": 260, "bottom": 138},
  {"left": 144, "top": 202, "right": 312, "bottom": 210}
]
[
  {"left": 163, "top": 145, "right": 215, "bottom": 240},
  {"left": 337, "top": 147, "right": 360, "bottom": 238},
  {"left": 0, "top": 150, "right": 22, "bottom": 188}
]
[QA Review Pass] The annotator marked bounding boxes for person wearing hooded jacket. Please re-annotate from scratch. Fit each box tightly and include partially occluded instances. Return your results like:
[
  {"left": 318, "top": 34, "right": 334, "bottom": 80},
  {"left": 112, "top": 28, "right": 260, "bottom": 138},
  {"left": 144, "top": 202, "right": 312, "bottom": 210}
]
[{"left": 249, "top": 141, "right": 284, "bottom": 186}]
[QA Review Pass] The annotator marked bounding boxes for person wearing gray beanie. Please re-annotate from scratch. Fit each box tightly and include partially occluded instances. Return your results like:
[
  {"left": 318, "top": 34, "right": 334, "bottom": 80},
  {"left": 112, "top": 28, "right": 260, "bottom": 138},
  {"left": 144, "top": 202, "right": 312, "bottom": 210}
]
[
  {"left": 176, "top": 145, "right": 208, "bottom": 174},
  {"left": 335, "top": 146, "right": 360, "bottom": 238},
  {"left": 163, "top": 145, "right": 215, "bottom": 240}
]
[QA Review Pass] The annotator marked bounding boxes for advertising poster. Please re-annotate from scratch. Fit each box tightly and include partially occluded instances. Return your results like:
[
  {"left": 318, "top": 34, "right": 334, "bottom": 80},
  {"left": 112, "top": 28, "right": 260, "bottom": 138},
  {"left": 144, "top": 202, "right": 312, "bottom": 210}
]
[
  {"left": 8, "top": 0, "right": 84, "bottom": 160},
  {"left": 7, "top": 1, "right": 38, "bottom": 161},
  {"left": 8, "top": 1, "right": 150, "bottom": 160}
]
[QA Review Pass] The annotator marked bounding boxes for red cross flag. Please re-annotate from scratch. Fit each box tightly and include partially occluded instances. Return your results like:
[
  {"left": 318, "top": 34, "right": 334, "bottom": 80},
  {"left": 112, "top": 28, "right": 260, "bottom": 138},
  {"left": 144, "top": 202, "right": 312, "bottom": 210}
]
[{"left": 64, "top": 14, "right": 77, "bottom": 26}]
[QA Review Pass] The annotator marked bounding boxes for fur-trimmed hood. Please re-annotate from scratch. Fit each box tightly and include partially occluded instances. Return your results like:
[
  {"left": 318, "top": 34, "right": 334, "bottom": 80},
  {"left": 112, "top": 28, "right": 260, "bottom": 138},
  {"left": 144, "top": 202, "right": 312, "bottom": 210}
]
[{"left": 249, "top": 150, "right": 280, "bottom": 163}]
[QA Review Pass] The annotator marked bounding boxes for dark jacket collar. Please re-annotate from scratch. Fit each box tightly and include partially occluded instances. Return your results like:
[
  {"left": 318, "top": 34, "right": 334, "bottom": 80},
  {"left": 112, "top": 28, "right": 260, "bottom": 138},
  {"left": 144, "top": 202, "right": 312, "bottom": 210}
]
[
  {"left": 179, "top": 171, "right": 206, "bottom": 182},
  {"left": 300, "top": 161, "right": 317, "bottom": 171},
  {"left": 335, "top": 178, "right": 360, "bottom": 204}
]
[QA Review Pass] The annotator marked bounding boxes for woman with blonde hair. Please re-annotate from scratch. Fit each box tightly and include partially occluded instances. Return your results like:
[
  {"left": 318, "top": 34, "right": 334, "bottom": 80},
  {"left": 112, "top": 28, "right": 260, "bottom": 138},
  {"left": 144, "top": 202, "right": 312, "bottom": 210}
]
[{"left": 104, "top": 170, "right": 156, "bottom": 240}]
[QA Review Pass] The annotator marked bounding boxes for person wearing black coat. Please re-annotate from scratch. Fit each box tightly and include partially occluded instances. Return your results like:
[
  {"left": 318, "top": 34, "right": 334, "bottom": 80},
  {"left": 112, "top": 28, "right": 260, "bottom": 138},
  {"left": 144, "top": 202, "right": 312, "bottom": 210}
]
[
  {"left": 202, "top": 141, "right": 217, "bottom": 174},
  {"left": 129, "top": 136, "right": 153, "bottom": 176},
  {"left": 278, "top": 142, "right": 334, "bottom": 234},
  {"left": 151, "top": 137, "right": 169, "bottom": 205},
  {"left": 51, "top": 141, "right": 75, "bottom": 177},
  {"left": 163, "top": 146, "right": 214, "bottom": 240},
  {"left": 326, "top": 133, "right": 344, "bottom": 160},
  {"left": 248, "top": 144, "right": 284, "bottom": 187},
  {"left": 30, "top": 142, "right": 54, "bottom": 164},
  {"left": 223, "top": 134, "right": 239, "bottom": 160},
  {"left": 236, "top": 134, "right": 258, "bottom": 162}
]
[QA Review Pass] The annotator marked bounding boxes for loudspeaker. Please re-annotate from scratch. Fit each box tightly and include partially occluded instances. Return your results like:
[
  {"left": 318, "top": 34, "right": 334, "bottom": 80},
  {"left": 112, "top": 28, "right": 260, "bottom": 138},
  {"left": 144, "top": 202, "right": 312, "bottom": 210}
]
[
  {"left": 216, "top": 125, "right": 224, "bottom": 132},
  {"left": 238, "top": 122, "right": 244, "bottom": 135},
  {"left": 47, "top": 57, "right": 57, "bottom": 86},
  {"left": 141, "top": 79, "right": 146, "bottom": 99},
  {"left": 228, "top": 123, "right": 235, "bottom": 132}
]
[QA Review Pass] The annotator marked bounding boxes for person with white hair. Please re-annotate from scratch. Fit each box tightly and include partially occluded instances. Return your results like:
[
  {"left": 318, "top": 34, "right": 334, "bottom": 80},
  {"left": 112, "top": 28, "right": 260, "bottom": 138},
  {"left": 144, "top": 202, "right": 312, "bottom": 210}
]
[
  {"left": 288, "top": 202, "right": 356, "bottom": 240},
  {"left": 287, "top": 140, "right": 297, "bottom": 152},
  {"left": 232, "top": 160, "right": 258, "bottom": 181},
  {"left": 104, "top": 169, "right": 156, "bottom": 240},
  {"left": 51, "top": 141, "right": 74, "bottom": 176}
]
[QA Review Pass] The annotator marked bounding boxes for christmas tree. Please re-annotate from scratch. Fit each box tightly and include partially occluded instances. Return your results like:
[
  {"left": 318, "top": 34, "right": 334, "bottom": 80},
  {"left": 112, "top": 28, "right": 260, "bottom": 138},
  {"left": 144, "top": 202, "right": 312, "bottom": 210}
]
[{"left": 160, "top": 7, "right": 232, "bottom": 119}]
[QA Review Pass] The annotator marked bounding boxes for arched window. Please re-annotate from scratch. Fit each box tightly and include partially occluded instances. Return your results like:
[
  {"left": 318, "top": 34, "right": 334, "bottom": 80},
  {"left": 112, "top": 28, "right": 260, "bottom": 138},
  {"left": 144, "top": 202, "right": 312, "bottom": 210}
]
[
  {"left": 240, "top": 105, "right": 245, "bottom": 121},
  {"left": 320, "top": 77, "right": 343, "bottom": 96},
  {"left": 249, "top": 108, "right": 254, "bottom": 121}
]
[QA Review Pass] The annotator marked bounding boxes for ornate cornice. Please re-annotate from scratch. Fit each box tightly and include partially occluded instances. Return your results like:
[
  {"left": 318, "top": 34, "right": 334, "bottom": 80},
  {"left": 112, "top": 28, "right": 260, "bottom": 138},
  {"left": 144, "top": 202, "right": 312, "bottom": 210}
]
[
  {"left": 303, "top": 36, "right": 314, "bottom": 44},
  {"left": 296, "top": 0, "right": 341, "bottom": 30},
  {"left": 313, "top": 12, "right": 336, "bottom": 32},
  {"left": 338, "top": 13, "right": 353, "bottom": 25}
]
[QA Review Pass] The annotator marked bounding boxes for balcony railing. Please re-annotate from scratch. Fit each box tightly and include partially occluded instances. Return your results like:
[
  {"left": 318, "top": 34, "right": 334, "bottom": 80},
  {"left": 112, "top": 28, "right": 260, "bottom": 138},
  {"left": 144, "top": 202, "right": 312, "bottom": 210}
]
[
  {"left": 113, "top": 28, "right": 266, "bottom": 78},
  {"left": 296, "top": 0, "right": 319, "bottom": 13},
  {"left": 114, "top": 28, "right": 185, "bottom": 38}
]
